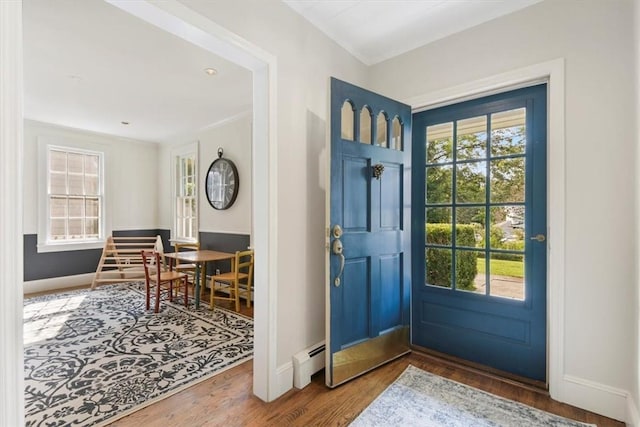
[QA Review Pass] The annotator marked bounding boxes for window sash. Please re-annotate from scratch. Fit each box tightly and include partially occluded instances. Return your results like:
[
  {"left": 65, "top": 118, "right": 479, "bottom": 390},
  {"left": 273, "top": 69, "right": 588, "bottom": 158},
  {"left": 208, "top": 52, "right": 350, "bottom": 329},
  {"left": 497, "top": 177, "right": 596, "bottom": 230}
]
[
  {"left": 47, "top": 147, "right": 103, "bottom": 243},
  {"left": 175, "top": 153, "right": 197, "bottom": 241}
]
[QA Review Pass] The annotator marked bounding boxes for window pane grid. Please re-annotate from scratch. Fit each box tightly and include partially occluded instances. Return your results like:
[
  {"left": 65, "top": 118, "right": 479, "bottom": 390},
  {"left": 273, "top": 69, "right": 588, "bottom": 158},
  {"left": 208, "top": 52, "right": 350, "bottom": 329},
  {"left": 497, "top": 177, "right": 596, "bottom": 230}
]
[
  {"left": 47, "top": 147, "right": 102, "bottom": 242},
  {"left": 425, "top": 109, "right": 527, "bottom": 300},
  {"left": 489, "top": 153, "right": 526, "bottom": 161},
  {"left": 175, "top": 153, "right": 197, "bottom": 241}
]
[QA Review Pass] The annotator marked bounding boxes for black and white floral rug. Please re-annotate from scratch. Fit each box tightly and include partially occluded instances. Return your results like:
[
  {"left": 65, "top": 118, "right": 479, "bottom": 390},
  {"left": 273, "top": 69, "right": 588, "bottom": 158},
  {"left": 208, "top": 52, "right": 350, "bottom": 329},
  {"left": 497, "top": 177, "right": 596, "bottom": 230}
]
[
  {"left": 351, "top": 365, "right": 595, "bottom": 427},
  {"left": 24, "top": 282, "right": 253, "bottom": 427}
]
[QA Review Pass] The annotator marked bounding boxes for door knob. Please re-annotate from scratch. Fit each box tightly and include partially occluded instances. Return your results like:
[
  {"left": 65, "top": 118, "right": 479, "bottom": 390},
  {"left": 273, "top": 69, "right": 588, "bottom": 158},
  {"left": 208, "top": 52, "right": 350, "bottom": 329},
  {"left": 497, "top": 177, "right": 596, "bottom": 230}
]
[{"left": 530, "top": 234, "right": 546, "bottom": 242}]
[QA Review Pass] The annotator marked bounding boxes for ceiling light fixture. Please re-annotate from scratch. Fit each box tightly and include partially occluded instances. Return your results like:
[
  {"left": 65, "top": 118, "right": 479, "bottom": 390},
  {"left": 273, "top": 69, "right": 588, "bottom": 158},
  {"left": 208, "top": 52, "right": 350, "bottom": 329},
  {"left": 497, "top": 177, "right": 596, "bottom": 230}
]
[{"left": 204, "top": 68, "right": 218, "bottom": 76}]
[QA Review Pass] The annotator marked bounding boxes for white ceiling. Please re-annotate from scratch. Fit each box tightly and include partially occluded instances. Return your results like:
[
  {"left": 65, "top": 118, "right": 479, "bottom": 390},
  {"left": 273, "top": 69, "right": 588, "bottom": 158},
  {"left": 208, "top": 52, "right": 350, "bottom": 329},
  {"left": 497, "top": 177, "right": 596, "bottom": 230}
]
[
  {"left": 283, "top": 0, "right": 543, "bottom": 65},
  {"left": 23, "top": 0, "right": 253, "bottom": 144},
  {"left": 23, "top": 0, "right": 543, "bottom": 144}
]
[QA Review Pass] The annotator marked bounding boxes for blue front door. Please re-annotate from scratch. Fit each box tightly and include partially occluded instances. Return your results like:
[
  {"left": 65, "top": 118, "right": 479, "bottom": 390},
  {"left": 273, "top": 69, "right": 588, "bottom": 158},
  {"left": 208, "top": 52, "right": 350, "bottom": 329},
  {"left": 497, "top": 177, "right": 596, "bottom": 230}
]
[
  {"left": 411, "top": 84, "right": 548, "bottom": 382},
  {"left": 326, "top": 78, "right": 412, "bottom": 387}
]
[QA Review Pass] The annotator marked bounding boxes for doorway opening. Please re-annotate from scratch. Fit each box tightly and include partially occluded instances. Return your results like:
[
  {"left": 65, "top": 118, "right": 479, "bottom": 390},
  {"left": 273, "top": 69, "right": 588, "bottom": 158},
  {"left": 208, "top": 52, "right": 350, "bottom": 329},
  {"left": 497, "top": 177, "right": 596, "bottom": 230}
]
[
  {"left": 86, "top": 0, "right": 278, "bottom": 402},
  {"left": 20, "top": 0, "right": 278, "bottom": 405}
]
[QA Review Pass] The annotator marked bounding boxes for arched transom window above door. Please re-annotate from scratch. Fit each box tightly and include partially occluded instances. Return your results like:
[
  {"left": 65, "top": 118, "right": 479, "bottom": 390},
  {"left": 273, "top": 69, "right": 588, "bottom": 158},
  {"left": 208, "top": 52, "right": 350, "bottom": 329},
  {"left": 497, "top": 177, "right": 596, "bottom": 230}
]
[{"left": 340, "top": 100, "right": 403, "bottom": 151}]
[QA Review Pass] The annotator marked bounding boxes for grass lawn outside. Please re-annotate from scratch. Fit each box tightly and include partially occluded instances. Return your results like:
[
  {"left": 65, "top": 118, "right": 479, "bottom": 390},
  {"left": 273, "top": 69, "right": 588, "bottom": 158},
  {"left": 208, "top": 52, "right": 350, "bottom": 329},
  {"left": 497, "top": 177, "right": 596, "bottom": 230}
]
[{"left": 477, "top": 258, "right": 524, "bottom": 278}]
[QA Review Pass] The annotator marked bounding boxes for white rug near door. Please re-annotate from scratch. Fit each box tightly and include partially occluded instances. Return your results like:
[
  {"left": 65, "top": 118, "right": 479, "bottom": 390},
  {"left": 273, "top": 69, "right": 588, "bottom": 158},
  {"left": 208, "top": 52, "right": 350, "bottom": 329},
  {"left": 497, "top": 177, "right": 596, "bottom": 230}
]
[
  {"left": 24, "top": 282, "right": 253, "bottom": 427},
  {"left": 351, "top": 365, "right": 594, "bottom": 427}
]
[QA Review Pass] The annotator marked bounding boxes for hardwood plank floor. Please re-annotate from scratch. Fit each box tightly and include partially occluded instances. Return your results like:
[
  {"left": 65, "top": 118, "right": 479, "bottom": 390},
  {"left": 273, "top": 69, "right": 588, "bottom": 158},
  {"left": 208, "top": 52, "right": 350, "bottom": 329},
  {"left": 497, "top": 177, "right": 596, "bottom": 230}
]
[
  {"left": 25, "top": 286, "right": 623, "bottom": 426},
  {"left": 110, "top": 350, "right": 624, "bottom": 427}
]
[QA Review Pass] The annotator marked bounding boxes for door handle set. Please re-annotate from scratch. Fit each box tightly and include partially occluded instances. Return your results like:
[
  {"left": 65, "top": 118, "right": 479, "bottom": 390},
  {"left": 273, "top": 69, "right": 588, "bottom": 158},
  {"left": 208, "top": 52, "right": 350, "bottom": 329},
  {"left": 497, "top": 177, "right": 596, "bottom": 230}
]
[
  {"left": 332, "top": 239, "right": 345, "bottom": 287},
  {"left": 332, "top": 224, "right": 345, "bottom": 287}
]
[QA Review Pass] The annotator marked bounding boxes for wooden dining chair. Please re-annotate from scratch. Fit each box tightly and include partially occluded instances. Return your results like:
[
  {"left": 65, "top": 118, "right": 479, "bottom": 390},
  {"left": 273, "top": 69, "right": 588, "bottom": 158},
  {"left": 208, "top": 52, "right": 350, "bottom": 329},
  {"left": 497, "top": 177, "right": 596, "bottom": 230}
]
[
  {"left": 173, "top": 241, "right": 200, "bottom": 295},
  {"left": 210, "top": 249, "right": 254, "bottom": 312},
  {"left": 141, "top": 250, "right": 189, "bottom": 313}
]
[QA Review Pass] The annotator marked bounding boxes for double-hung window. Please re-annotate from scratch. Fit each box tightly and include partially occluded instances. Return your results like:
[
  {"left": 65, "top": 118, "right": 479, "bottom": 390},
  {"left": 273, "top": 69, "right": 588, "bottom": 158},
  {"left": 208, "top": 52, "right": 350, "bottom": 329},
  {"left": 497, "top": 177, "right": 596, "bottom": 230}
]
[
  {"left": 174, "top": 151, "right": 197, "bottom": 241},
  {"left": 46, "top": 146, "right": 104, "bottom": 245}
]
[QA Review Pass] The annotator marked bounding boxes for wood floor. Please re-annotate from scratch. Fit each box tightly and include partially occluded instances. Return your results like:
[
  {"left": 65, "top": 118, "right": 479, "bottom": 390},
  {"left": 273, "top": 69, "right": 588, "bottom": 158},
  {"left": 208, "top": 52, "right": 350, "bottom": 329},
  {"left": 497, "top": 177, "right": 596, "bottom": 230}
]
[
  {"left": 110, "top": 298, "right": 624, "bottom": 427},
  {"left": 26, "top": 286, "right": 624, "bottom": 427},
  {"left": 109, "top": 350, "right": 624, "bottom": 427}
]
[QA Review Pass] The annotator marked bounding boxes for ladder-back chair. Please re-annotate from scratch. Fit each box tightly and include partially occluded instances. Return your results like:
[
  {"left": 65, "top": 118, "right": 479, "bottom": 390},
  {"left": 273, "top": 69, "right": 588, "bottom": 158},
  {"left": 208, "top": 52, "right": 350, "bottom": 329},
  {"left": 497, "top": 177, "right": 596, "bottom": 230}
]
[
  {"left": 173, "top": 241, "right": 200, "bottom": 295},
  {"left": 210, "top": 249, "right": 254, "bottom": 312},
  {"left": 141, "top": 250, "right": 189, "bottom": 313}
]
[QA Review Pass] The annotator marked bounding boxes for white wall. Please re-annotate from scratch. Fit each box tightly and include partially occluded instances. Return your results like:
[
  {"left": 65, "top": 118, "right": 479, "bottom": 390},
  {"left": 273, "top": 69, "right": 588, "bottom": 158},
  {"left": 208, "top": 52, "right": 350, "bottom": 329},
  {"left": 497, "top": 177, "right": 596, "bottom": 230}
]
[
  {"left": 179, "top": 0, "right": 369, "bottom": 374},
  {"left": 160, "top": 112, "right": 253, "bottom": 237},
  {"left": 23, "top": 120, "right": 161, "bottom": 235},
  {"left": 370, "top": 0, "right": 636, "bottom": 421},
  {"left": 198, "top": 113, "right": 252, "bottom": 235}
]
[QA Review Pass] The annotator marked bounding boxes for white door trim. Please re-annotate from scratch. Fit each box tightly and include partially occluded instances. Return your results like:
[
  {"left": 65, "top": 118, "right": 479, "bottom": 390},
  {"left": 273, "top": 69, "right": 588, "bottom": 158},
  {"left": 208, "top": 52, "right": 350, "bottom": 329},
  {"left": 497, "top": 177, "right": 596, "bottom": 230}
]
[
  {"left": 405, "top": 58, "right": 567, "bottom": 401},
  {"left": 0, "top": 1, "right": 25, "bottom": 425}
]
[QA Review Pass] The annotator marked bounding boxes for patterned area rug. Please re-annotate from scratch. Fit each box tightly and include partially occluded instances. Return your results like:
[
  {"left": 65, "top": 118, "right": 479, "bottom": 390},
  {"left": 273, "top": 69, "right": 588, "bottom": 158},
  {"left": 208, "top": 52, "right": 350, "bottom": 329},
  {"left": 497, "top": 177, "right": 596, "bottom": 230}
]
[
  {"left": 351, "top": 365, "right": 595, "bottom": 427},
  {"left": 24, "top": 282, "right": 253, "bottom": 427}
]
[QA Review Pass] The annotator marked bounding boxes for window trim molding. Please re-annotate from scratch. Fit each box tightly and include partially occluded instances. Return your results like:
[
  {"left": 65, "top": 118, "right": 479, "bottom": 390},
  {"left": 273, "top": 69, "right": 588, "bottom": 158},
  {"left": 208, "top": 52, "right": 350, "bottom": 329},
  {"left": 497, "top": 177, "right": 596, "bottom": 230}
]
[
  {"left": 170, "top": 141, "right": 199, "bottom": 243},
  {"left": 37, "top": 137, "right": 108, "bottom": 253}
]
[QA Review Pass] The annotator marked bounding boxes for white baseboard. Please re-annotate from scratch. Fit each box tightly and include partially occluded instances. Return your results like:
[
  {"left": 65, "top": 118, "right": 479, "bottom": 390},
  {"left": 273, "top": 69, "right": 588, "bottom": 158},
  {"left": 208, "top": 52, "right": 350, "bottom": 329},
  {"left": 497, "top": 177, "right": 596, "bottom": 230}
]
[
  {"left": 627, "top": 394, "right": 640, "bottom": 427},
  {"left": 555, "top": 375, "right": 628, "bottom": 422},
  {"left": 274, "top": 361, "right": 294, "bottom": 400},
  {"left": 23, "top": 273, "right": 94, "bottom": 295}
]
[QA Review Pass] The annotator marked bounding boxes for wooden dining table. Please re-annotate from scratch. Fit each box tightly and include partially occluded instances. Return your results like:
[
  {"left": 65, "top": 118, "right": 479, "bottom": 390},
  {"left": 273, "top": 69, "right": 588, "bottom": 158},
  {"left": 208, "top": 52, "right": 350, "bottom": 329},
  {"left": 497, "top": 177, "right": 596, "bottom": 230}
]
[{"left": 164, "top": 250, "right": 235, "bottom": 309}]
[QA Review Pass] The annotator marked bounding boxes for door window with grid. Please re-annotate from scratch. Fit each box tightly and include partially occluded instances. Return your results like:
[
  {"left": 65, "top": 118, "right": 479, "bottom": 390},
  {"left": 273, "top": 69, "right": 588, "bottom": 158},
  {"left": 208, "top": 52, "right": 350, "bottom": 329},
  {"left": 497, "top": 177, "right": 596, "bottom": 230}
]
[{"left": 425, "top": 108, "right": 527, "bottom": 299}]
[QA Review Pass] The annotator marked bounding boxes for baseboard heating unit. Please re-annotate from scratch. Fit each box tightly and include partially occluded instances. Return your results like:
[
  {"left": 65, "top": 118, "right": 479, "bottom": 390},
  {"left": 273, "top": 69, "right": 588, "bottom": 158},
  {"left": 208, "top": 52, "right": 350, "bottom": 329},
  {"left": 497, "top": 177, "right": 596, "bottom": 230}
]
[{"left": 292, "top": 341, "right": 325, "bottom": 389}]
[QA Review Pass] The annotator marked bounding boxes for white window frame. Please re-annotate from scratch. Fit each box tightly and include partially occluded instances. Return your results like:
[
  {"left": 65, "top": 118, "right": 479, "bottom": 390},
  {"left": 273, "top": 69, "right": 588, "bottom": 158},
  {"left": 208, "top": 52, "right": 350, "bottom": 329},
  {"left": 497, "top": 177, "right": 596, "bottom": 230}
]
[
  {"left": 37, "top": 139, "right": 107, "bottom": 253},
  {"left": 171, "top": 142, "right": 198, "bottom": 243}
]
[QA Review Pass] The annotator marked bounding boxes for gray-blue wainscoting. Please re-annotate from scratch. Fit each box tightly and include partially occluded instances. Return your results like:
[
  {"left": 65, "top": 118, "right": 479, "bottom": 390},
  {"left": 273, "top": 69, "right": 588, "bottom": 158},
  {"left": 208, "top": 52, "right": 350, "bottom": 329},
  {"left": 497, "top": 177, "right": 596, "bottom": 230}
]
[{"left": 23, "top": 230, "right": 250, "bottom": 282}]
